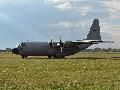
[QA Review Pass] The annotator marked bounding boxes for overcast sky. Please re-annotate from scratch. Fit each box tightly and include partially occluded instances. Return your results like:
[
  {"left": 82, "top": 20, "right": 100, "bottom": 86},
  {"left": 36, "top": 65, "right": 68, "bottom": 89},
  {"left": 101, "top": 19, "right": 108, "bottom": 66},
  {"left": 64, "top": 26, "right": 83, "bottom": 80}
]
[{"left": 0, "top": 0, "right": 120, "bottom": 49}]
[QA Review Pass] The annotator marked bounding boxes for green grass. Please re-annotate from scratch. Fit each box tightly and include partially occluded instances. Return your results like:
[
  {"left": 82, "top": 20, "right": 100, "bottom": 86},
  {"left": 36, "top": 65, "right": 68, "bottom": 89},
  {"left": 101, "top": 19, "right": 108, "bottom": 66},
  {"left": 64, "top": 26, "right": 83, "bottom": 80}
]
[{"left": 0, "top": 52, "right": 120, "bottom": 90}]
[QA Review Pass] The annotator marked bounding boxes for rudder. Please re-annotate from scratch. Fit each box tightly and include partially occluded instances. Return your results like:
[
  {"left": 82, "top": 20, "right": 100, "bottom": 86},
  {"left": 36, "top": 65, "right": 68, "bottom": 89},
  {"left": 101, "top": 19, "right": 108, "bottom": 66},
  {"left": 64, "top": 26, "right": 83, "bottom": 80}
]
[{"left": 87, "top": 19, "right": 101, "bottom": 40}]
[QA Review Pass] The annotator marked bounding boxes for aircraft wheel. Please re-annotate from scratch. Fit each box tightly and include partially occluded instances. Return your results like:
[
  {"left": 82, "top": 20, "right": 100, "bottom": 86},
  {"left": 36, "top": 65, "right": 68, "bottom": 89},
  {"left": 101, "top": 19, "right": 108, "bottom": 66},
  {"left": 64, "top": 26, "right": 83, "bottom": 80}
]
[
  {"left": 59, "top": 56, "right": 65, "bottom": 59},
  {"left": 22, "top": 55, "right": 27, "bottom": 59},
  {"left": 53, "top": 55, "right": 65, "bottom": 59},
  {"left": 53, "top": 55, "right": 57, "bottom": 58},
  {"left": 61, "top": 56, "right": 65, "bottom": 58},
  {"left": 48, "top": 55, "right": 52, "bottom": 59}
]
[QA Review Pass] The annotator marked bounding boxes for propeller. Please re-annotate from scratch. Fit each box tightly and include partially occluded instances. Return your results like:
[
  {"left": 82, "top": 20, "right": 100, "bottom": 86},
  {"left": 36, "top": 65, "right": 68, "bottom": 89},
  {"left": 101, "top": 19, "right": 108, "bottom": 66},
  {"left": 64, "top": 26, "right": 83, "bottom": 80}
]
[
  {"left": 49, "top": 36, "right": 53, "bottom": 48},
  {"left": 59, "top": 36, "right": 64, "bottom": 53},
  {"left": 49, "top": 36, "right": 64, "bottom": 53}
]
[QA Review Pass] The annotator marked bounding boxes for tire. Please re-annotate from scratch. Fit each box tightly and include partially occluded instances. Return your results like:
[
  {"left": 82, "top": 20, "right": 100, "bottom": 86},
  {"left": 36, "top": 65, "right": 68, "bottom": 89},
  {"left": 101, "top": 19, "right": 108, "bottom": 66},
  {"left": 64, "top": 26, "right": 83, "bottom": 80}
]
[
  {"left": 48, "top": 55, "right": 52, "bottom": 59},
  {"left": 53, "top": 55, "right": 65, "bottom": 59},
  {"left": 22, "top": 55, "right": 27, "bottom": 59}
]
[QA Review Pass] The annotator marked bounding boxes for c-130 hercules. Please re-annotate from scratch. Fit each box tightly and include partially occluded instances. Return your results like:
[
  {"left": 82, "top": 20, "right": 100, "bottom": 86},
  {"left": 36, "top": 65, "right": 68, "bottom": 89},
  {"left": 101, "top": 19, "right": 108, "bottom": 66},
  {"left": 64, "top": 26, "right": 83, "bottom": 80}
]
[{"left": 12, "top": 19, "right": 113, "bottom": 58}]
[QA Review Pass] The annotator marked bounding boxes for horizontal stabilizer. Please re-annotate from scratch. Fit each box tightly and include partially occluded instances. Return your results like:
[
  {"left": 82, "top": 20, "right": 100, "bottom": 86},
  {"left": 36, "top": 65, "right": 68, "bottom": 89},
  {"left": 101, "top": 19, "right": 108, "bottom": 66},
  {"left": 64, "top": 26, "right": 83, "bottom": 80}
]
[
  {"left": 100, "top": 41, "right": 114, "bottom": 43},
  {"left": 72, "top": 40, "right": 114, "bottom": 45}
]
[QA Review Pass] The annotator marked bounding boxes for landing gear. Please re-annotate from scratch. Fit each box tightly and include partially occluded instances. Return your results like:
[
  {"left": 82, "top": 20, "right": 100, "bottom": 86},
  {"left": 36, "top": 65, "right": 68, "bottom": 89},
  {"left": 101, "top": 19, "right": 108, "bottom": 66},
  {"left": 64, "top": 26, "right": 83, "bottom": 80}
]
[
  {"left": 22, "top": 55, "right": 27, "bottom": 59},
  {"left": 48, "top": 55, "right": 52, "bottom": 59},
  {"left": 48, "top": 55, "right": 65, "bottom": 59},
  {"left": 53, "top": 55, "right": 65, "bottom": 59}
]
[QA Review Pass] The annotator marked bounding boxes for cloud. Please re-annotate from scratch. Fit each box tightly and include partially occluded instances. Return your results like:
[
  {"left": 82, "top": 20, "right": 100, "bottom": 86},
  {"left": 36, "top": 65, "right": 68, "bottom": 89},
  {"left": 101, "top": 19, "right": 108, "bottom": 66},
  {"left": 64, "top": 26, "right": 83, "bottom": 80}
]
[
  {"left": 104, "top": 0, "right": 120, "bottom": 19},
  {"left": 100, "top": 22, "right": 120, "bottom": 48},
  {"left": 55, "top": 2, "right": 72, "bottom": 11},
  {"left": 56, "top": 21, "right": 72, "bottom": 28},
  {"left": 78, "top": 6, "right": 92, "bottom": 16},
  {"left": 0, "top": 0, "right": 119, "bottom": 49},
  {"left": 47, "top": 0, "right": 105, "bottom": 17},
  {"left": 47, "top": 0, "right": 73, "bottom": 11},
  {"left": 0, "top": 0, "right": 45, "bottom": 7},
  {"left": 47, "top": 0, "right": 71, "bottom": 3},
  {"left": 102, "top": 24, "right": 120, "bottom": 37}
]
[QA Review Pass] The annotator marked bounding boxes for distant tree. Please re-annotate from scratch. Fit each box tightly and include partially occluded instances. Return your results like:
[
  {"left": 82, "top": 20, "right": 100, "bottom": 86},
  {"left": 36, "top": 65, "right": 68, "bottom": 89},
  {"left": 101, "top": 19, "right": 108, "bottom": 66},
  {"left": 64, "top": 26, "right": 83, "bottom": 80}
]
[
  {"left": 0, "top": 49, "right": 2, "bottom": 52},
  {"left": 5, "top": 48, "right": 12, "bottom": 52},
  {"left": 82, "top": 48, "right": 120, "bottom": 52},
  {"left": 94, "top": 48, "right": 101, "bottom": 52}
]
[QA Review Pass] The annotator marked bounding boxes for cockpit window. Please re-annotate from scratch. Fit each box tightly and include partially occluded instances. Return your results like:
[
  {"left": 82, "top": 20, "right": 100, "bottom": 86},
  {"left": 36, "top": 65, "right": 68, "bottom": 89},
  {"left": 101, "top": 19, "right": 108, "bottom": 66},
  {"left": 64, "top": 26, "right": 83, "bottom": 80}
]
[
  {"left": 20, "top": 43, "right": 25, "bottom": 46},
  {"left": 16, "top": 43, "right": 26, "bottom": 48},
  {"left": 16, "top": 43, "right": 25, "bottom": 47}
]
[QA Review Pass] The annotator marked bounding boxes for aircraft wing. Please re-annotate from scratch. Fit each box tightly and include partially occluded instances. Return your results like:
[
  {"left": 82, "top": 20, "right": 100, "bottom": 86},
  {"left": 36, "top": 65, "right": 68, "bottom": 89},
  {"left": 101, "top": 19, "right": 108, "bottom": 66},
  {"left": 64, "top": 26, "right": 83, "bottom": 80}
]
[{"left": 71, "top": 40, "right": 114, "bottom": 45}]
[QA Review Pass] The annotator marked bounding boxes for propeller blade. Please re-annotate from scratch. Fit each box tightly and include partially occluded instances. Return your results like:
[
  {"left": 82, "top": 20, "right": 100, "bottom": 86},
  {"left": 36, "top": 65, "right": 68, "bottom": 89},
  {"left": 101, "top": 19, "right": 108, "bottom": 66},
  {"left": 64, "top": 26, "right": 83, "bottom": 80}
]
[
  {"left": 51, "top": 36, "right": 53, "bottom": 43},
  {"left": 60, "top": 36, "right": 61, "bottom": 42},
  {"left": 49, "top": 36, "right": 53, "bottom": 47},
  {"left": 60, "top": 47, "right": 63, "bottom": 53}
]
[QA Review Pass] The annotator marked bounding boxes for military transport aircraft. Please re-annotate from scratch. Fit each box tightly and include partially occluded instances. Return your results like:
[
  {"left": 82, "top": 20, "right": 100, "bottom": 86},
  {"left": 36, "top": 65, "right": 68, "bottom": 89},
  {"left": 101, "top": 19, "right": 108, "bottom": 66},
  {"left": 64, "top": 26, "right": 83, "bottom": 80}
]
[{"left": 12, "top": 19, "right": 113, "bottom": 58}]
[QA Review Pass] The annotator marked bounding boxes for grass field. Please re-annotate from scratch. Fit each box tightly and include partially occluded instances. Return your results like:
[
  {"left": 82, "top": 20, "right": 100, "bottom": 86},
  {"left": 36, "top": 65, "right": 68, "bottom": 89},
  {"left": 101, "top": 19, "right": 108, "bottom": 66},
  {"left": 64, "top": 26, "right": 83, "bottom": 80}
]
[{"left": 0, "top": 52, "right": 120, "bottom": 90}]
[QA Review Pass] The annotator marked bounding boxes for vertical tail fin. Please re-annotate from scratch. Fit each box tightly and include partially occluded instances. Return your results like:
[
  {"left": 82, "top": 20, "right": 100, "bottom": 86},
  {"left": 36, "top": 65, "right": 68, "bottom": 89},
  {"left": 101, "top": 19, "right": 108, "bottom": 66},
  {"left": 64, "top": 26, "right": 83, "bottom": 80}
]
[{"left": 87, "top": 19, "right": 101, "bottom": 40}]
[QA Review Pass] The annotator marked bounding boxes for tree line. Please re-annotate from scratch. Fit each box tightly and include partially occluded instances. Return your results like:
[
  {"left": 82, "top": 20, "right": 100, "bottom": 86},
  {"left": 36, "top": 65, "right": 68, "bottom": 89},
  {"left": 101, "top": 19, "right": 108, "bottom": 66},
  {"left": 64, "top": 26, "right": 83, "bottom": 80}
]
[{"left": 82, "top": 48, "right": 120, "bottom": 52}]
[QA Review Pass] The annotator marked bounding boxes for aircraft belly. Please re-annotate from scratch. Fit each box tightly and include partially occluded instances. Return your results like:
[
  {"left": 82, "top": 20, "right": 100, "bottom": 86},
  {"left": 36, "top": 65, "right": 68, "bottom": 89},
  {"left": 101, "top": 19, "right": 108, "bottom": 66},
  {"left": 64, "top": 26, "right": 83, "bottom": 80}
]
[
  {"left": 65, "top": 47, "right": 80, "bottom": 56},
  {"left": 79, "top": 44, "right": 91, "bottom": 50},
  {"left": 47, "top": 47, "right": 80, "bottom": 56}
]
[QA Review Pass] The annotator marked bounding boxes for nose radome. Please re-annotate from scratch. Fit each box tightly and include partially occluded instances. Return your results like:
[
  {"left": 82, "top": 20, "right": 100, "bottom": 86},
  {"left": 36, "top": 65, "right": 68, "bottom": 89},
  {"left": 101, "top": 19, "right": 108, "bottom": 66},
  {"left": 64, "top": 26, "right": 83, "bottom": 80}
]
[{"left": 12, "top": 48, "right": 19, "bottom": 54}]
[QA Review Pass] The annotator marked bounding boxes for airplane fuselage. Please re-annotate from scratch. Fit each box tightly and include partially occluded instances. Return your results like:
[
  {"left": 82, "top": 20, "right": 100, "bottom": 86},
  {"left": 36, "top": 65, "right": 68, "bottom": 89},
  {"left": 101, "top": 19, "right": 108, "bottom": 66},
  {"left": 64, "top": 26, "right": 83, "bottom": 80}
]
[{"left": 12, "top": 42, "right": 91, "bottom": 58}]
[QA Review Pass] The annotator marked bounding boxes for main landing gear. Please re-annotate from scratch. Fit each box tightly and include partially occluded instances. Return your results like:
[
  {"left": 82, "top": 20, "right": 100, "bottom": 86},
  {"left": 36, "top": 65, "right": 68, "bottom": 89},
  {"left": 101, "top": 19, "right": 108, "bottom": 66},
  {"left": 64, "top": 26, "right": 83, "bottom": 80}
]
[
  {"left": 48, "top": 55, "right": 65, "bottom": 59},
  {"left": 22, "top": 55, "right": 28, "bottom": 59}
]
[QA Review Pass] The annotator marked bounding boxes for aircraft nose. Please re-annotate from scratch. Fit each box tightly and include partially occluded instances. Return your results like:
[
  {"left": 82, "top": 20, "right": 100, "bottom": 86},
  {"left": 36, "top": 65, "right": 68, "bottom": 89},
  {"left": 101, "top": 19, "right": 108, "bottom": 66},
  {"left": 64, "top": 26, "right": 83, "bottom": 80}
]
[{"left": 12, "top": 48, "right": 19, "bottom": 54}]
